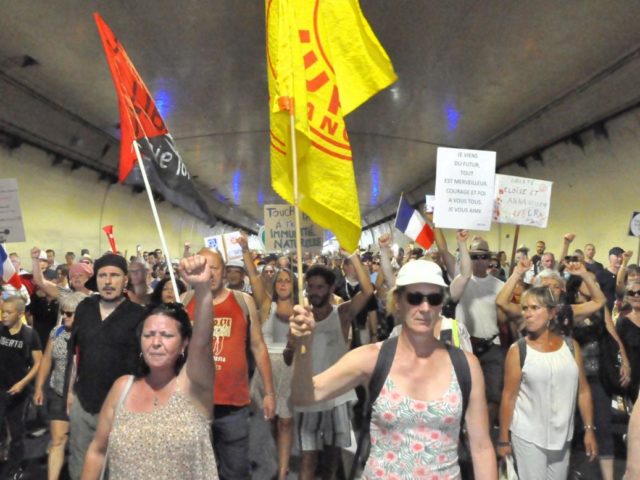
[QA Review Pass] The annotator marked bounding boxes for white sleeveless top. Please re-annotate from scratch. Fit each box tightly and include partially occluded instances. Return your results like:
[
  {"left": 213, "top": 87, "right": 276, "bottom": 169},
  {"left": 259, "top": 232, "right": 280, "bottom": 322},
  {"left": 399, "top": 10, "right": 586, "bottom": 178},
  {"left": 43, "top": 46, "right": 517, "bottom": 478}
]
[
  {"left": 262, "top": 302, "right": 290, "bottom": 355},
  {"left": 295, "top": 305, "right": 357, "bottom": 412},
  {"left": 511, "top": 341, "right": 579, "bottom": 449}
]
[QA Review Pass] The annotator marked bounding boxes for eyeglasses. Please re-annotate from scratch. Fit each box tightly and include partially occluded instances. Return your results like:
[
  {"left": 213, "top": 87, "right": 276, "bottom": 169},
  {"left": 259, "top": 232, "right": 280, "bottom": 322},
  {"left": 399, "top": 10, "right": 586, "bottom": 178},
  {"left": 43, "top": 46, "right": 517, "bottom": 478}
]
[
  {"left": 488, "top": 263, "right": 500, "bottom": 269},
  {"left": 405, "top": 291, "right": 444, "bottom": 306},
  {"left": 470, "top": 254, "right": 490, "bottom": 261},
  {"left": 626, "top": 290, "right": 640, "bottom": 297},
  {"left": 61, "top": 311, "right": 75, "bottom": 317}
]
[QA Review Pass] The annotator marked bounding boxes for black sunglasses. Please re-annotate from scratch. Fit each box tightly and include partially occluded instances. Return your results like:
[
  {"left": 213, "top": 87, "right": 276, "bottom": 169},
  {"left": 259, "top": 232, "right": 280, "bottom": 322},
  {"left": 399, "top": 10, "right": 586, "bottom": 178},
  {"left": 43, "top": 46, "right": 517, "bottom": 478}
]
[
  {"left": 470, "top": 254, "right": 490, "bottom": 261},
  {"left": 405, "top": 291, "right": 444, "bottom": 306},
  {"left": 61, "top": 310, "right": 75, "bottom": 317},
  {"left": 626, "top": 290, "right": 640, "bottom": 297}
]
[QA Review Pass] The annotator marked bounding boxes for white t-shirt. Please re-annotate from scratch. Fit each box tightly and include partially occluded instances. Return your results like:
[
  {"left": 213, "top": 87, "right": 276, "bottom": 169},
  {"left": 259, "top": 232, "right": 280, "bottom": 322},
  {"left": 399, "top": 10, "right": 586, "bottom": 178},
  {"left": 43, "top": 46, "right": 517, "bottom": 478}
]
[{"left": 455, "top": 274, "right": 503, "bottom": 339}]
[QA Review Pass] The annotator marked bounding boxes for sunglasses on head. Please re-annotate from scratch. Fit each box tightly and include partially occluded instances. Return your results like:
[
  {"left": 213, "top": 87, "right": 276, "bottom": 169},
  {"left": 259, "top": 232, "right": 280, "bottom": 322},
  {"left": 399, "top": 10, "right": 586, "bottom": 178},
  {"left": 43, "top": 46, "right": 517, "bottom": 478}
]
[
  {"left": 405, "top": 291, "right": 444, "bottom": 306},
  {"left": 470, "top": 253, "right": 490, "bottom": 261},
  {"left": 61, "top": 310, "right": 75, "bottom": 317},
  {"left": 626, "top": 290, "right": 640, "bottom": 297}
]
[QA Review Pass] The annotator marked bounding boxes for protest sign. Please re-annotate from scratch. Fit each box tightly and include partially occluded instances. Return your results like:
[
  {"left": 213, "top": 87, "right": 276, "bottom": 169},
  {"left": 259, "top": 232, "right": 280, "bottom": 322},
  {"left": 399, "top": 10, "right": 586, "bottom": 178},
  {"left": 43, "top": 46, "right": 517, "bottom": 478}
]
[
  {"left": 493, "top": 175, "right": 553, "bottom": 228},
  {"left": 433, "top": 147, "right": 495, "bottom": 230},
  {"left": 425, "top": 194, "right": 436, "bottom": 214},
  {"left": 264, "top": 204, "right": 323, "bottom": 253},
  {"left": 0, "top": 179, "right": 26, "bottom": 243},
  {"left": 629, "top": 211, "right": 640, "bottom": 237},
  {"left": 203, "top": 232, "right": 244, "bottom": 261}
]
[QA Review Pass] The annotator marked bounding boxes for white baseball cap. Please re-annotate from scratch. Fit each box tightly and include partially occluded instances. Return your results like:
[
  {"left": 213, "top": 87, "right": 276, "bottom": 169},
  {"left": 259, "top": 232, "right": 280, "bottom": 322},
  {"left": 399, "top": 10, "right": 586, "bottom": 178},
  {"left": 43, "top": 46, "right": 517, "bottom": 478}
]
[{"left": 395, "top": 259, "right": 447, "bottom": 288}]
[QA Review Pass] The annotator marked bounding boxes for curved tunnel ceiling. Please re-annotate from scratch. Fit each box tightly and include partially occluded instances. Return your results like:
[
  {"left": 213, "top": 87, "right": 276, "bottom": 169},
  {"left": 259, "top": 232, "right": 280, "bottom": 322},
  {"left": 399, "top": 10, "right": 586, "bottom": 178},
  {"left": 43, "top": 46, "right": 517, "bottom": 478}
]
[{"left": 2, "top": 1, "right": 640, "bottom": 231}]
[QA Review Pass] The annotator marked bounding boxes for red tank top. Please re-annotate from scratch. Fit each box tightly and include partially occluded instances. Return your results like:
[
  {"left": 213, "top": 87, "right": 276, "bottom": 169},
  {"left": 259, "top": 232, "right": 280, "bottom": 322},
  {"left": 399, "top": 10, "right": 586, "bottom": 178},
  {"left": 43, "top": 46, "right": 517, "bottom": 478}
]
[{"left": 186, "top": 290, "right": 250, "bottom": 406}]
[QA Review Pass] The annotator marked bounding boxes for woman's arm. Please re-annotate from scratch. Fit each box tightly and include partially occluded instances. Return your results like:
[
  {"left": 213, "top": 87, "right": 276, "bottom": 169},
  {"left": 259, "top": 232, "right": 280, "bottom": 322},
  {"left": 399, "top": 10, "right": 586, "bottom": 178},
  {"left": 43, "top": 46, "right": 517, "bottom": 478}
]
[
  {"left": 463, "top": 352, "right": 497, "bottom": 479},
  {"left": 496, "top": 260, "right": 530, "bottom": 319},
  {"left": 238, "top": 233, "right": 267, "bottom": 307},
  {"left": 616, "top": 250, "right": 633, "bottom": 296},
  {"left": 80, "top": 376, "right": 127, "bottom": 480},
  {"left": 624, "top": 397, "right": 640, "bottom": 479},
  {"left": 178, "top": 256, "right": 215, "bottom": 408},
  {"left": 569, "top": 263, "right": 605, "bottom": 322},
  {"left": 377, "top": 233, "right": 396, "bottom": 290},
  {"left": 573, "top": 341, "right": 598, "bottom": 461},
  {"left": 33, "top": 338, "right": 54, "bottom": 405},
  {"left": 497, "top": 344, "right": 522, "bottom": 459},
  {"left": 449, "top": 230, "right": 471, "bottom": 302},
  {"left": 603, "top": 307, "right": 631, "bottom": 388},
  {"left": 289, "top": 305, "right": 376, "bottom": 406}
]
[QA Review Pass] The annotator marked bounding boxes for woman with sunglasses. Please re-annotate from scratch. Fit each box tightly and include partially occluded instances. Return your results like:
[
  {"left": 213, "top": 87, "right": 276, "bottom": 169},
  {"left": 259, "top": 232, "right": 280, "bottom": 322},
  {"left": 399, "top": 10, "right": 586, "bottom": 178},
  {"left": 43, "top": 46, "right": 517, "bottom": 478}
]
[
  {"left": 33, "top": 292, "right": 87, "bottom": 480},
  {"left": 289, "top": 259, "right": 496, "bottom": 479},
  {"left": 498, "top": 286, "right": 597, "bottom": 478},
  {"left": 81, "top": 255, "right": 218, "bottom": 479},
  {"left": 616, "top": 280, "right": 640, "bottom": 402}
]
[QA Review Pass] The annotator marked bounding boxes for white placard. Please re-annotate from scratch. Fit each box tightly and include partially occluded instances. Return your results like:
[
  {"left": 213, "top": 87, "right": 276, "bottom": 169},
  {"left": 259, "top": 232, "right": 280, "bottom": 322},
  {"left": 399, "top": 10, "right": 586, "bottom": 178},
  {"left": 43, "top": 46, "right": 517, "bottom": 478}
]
[
  {"left": 629, "top": 211, "right": 640, "bottom": 237},
  {"left": 222, "top": 231, "right": 244, "bottom": 260},
  {"left": 203, "top": 232, "right": 244, "bottom": 261},
  {"left": 433, "top": 147, "right": 495, "bottom": 231},
  {"left": 492, "top": 175, "right": 553, "bottom": 228},
  {"left": 425, "top": 195, "right": 436, "bottom": 213},
  {"left": 203, "top": 235, "right": 224, "bottom": 258},
  {"left": 264, "top": 204, "right": 323, "bottom": 253},
  {"left": 0, "top": 178, "right": 26, "bottom": 243}
]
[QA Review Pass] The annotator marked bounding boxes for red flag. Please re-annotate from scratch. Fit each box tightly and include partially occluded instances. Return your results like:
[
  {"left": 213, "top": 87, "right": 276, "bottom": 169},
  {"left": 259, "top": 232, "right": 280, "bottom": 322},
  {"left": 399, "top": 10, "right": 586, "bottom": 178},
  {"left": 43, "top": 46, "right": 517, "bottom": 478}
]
[
  {"left": 102, "top": 225, "right": 117, "bottom": 253},
  {"left": 93, "top": 13, "right": 214, "bottom": 224}
]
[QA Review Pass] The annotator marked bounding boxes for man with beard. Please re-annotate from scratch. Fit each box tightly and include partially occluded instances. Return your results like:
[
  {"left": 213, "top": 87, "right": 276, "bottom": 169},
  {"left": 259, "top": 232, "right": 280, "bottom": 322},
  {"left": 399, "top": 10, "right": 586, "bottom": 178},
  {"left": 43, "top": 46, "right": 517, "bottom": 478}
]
[
  {"left": 295, "top": 263, "right": 373, "bottom": 480},
  {"left": 184, "top": 248, "right": 275, "bottom": 480},
  {"left": 63, "top": 254, "right": 144, "bottom": 480}
]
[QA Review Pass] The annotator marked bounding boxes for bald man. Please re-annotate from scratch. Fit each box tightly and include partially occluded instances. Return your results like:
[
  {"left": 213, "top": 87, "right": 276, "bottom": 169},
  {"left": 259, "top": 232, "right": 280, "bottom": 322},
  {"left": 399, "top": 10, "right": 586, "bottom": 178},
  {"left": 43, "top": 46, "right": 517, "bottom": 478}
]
[{"left": 183, "top": 248, "right": 275, "bottom": 480}]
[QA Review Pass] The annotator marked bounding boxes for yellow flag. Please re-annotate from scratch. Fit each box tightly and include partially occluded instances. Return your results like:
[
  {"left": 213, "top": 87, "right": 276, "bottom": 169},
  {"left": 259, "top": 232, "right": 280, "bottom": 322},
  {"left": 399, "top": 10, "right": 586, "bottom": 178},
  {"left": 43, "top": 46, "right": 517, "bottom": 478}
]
[{"left": 266, "top": 0, "right": 396, "bottom": 251}]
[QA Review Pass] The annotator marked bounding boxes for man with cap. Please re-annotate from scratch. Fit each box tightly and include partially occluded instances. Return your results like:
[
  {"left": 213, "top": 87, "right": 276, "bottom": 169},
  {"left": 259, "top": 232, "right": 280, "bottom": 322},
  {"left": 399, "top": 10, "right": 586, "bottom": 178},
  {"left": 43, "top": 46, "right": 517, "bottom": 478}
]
[
  {"left": 596, "top": 246, "right": 625, "bottom": 312},
  {"left": 455, "top": 237, "right": 505, "bottom": 427},
  {"left": 63, "top": 253, "right": 144, "bottom": 480},
  {"left": 226, "top": 258, "right": 252, "bottom": 294}
]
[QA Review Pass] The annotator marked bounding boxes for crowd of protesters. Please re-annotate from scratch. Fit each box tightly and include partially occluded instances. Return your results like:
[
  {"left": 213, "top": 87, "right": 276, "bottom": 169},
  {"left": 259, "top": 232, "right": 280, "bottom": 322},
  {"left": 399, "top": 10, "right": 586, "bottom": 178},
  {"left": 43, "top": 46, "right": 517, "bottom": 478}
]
[{"left": 0, "top": 226, "right": 639, "bottom": 479}]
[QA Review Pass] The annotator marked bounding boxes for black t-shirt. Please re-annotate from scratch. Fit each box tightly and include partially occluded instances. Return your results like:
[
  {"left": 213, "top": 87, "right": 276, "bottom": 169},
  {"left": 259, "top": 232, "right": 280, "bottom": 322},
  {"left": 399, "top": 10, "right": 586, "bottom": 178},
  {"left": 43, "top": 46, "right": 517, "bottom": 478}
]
[
  {"left": 596, "top": 269, "right": 617, "bottom": 312},
  {"left": 28, "top": 295, "right": 59, "bottom": 349},
  {"left": 0, "top": 324, "right": 42, "bottom": 390},
  {"left": 67, "top": 296, "right": 144, "bottom": 414},
  {"left": 585, "top": 261, "right": 604, "bottom": 274},
  {"left": 617, "top": 316, "right": 640, "bottom": 399}
]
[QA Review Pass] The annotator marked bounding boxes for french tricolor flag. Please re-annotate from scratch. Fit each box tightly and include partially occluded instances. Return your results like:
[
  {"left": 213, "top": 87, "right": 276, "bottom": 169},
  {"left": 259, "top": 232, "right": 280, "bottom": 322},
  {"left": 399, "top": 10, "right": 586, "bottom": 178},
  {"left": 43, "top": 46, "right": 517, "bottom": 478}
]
[
  {"left": 0, "top": 244, "right": 22, "bottom": 290},
  {"left": 394, "top": 195, "right": 434, "bottom": 249}
]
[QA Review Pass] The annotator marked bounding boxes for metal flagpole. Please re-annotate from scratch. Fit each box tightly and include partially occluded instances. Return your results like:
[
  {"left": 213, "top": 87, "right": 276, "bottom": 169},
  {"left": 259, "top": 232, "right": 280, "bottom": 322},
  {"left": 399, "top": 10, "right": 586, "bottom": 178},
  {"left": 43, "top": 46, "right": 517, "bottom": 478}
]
[{"left": 132, "top": 141, "right": 181, "bottom": 302}]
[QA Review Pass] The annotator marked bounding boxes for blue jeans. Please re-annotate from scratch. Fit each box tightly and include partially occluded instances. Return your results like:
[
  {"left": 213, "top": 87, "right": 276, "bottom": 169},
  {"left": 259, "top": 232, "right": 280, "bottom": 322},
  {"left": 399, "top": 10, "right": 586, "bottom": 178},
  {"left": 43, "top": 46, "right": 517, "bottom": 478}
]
[{"left": 212, "top": 405, "right": 250, "bottom": 480}]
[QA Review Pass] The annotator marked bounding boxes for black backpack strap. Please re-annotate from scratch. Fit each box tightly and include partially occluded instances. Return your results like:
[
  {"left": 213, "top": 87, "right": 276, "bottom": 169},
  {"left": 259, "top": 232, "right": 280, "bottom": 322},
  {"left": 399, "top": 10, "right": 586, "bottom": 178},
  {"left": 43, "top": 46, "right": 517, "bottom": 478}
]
[
  {"left": 349, "top": 336, "right": 398, "bottom": 480},
  {"left": 368, "top": 336, "right": 399, "bottom": 407},
  {"left": 517, "top": 337, "right": 527, "bottom": 370},
  {"left": 446, "top": 344, "right": 471, "bottom": 420}
]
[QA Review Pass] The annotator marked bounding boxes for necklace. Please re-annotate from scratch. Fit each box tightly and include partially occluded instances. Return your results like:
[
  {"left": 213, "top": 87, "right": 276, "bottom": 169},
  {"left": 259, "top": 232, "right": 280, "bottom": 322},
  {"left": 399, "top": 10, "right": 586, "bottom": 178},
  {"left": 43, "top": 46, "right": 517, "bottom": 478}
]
[{"left": 153, "top": 396, "right": 160, "bottom": 407}]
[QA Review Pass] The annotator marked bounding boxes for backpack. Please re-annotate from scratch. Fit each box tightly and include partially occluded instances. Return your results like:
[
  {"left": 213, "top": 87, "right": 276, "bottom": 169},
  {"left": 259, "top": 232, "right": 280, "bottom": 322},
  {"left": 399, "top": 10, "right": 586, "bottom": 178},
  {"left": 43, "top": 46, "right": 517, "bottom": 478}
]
[
  {"left": 517, "top": 335, "right": 575, "bottom": 369},
  {"left": 348, "top": 336, "right": 472, "bottom": 479}
]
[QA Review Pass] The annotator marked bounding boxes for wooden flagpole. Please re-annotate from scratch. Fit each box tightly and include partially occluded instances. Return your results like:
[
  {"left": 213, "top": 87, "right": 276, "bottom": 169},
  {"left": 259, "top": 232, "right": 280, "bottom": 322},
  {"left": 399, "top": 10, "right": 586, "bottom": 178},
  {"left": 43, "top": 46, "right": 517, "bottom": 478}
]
[
  {"left": 288, "top": 108, "right": 305, "bottom": 305},
  {"left": 510, "top": 225, "right": 521, "bottom": 271},
  {"left": 132, "top": 141, "right": 181, "bottom": 301}
]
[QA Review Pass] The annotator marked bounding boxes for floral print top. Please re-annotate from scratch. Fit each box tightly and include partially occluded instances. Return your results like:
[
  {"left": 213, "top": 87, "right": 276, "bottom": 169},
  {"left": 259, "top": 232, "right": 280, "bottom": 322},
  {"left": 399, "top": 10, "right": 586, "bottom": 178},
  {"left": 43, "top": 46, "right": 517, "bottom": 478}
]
[{"left": 362, "top": 370, "right": 462, "bottom": 480}]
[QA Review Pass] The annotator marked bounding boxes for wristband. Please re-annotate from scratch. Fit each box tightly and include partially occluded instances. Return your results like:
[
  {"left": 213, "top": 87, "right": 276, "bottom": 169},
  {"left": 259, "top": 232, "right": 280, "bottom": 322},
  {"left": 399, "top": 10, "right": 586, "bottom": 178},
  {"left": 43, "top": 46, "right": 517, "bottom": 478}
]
[{"left": 583, "top": 425, "right": 596, "bottom": 431}]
